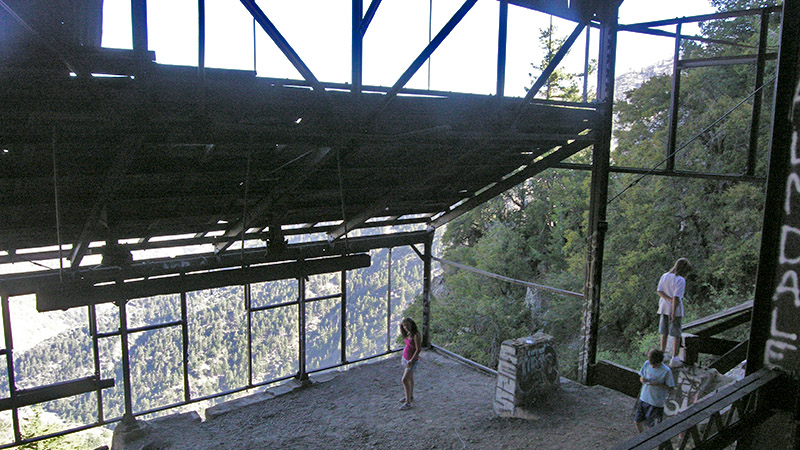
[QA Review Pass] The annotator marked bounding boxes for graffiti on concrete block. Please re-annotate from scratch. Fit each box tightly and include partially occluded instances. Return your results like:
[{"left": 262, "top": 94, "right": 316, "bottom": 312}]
[{"left": 516, "top": 342, "right": 559, "bottom": 404}]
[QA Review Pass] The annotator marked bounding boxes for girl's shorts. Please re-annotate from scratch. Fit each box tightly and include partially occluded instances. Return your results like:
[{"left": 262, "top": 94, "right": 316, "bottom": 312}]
[
  {"left": 402, "top": 357, "right": 418, "bottom": 373},
  {"left": 659, "top": 314, "right": 682, "bottom": 338}
]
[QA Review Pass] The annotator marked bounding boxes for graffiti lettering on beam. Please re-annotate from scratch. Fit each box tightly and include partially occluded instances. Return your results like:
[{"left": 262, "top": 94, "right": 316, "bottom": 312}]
[{"left": 766, "top": 78, "right": 800, "bottom": 371}]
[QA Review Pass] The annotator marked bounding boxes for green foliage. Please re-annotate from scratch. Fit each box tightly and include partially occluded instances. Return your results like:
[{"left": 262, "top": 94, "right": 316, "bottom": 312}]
[{"left": 419, "top": 1, "right": 773, "bottom": 377}]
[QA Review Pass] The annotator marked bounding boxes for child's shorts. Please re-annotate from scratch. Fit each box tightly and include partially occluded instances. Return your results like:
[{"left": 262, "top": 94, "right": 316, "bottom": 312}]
[
  {"left": 659, "top": 314, "right": 682, "bottom": 338},
  {"left": 402, "top": 357, "right": 418, "bottom": 373},
  {"left": 634, "top": 400, "right": 664, "bottom": 427}
]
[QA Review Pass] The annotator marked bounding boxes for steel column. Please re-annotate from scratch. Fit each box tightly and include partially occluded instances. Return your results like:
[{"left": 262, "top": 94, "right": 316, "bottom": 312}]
[
  {"left": 118, "top": 298, "right": 135, "bottom": 424},
  {"left": 297, "top": 273, "right": 308, "bottom": 381},
  {"left": 578, "top": 2, "right": 618, "bottom": 386},
  {"left": 496, "top": 0, "right": 508, "bottom": 100},
  {"left": 352, "top": 0, "right": 363, "bottom": 95},
  {"left": 421, "top": 232, "right": 433, "bottom": 348},
  {"left": 340, "top": 270, "right": 347, "bottom": 364},
  {"left": 386, "top": 248, "right": 393, "bottom": 351},
  {"left": 746, "top": 9, "right": 770, "bottom": 177},
  {"left": 583, "top": 26, "right": 591, "bottom": 103},
  {"left": 180, "top": 277, "right": 190, "bottom": 402},
  {"left": 131, "top": 0, "right": 148, "bottom": 54},
  {"left": 1, "top": 295, "right": 20, "bottom": 443},
  {"left": 245, "top": 281, "right": 253, "bottom": 387},
  {"left": 665, "top": 23, "right": 682, "bottom": 172},
  {"left": 198, "top": 0, "right": 206, "bottom": 79},
  {"left": 88, "top": 305, "right": 104, "bottom": 422},
  {"left": 747, "top": 0, "right": 800, "bottom": 375}
]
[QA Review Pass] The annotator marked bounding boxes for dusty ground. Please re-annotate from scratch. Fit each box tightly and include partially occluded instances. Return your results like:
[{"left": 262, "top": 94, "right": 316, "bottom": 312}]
[{"left": 122, "top": 350, "right": 639, "bottom": 449}]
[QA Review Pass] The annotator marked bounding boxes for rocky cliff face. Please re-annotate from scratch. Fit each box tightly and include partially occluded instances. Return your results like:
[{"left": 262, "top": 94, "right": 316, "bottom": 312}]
[{"left": 614, "top": 59, "right": 673, "bottom": 102}]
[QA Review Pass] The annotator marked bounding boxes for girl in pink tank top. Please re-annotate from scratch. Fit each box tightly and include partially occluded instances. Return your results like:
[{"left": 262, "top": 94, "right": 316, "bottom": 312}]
[{"left": 399, "top": 317, "right": 421, "bottom": 410}]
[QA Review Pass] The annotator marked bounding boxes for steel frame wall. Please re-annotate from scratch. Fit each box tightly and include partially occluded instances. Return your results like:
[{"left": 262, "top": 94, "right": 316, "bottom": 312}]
[{"left": 0, "top": 233, "right": 431, "bottom": 449}]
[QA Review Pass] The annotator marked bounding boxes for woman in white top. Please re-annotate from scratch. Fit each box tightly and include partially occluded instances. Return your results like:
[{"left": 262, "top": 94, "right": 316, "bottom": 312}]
[{"left": 657, "top": 258, "right": 692, "bottom": 367}]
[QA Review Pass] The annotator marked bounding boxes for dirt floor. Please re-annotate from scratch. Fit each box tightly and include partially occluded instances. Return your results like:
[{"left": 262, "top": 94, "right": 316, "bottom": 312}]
[{"left": 120, "top": 350, "right": 640, "bottom": 450}]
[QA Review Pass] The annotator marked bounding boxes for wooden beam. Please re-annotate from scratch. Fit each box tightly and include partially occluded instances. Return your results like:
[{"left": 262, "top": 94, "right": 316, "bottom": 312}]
[
  {"left": 589, "top": 360, "right": 640, "bottom": 398},
  {"left": 37, "top": 253, "right": 371, "bottom": 312}
]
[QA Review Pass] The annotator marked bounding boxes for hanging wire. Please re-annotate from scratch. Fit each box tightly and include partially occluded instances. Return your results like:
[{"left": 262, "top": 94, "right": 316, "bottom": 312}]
[
  {"left": 52, "top": 126, "right": 64, "bottom": 281},
  {"left": 241, "top": 150, "right": 252, "bottom": 264},
  {"left": 606, "top": 74, "right": 777, "bottom": 206},
  {"left": 427, "top": 0, "right": 432, "bottom": 90},
  {"left": 337, "top": 148, "right": 350, "bottom": 254}
]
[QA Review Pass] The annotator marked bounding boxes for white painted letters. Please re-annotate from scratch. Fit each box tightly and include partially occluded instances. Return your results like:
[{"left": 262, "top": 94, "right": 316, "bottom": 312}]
[
  {"left": 787, "top": 173, "right": 800, "bottom": 214},
  {"left": 774, "top": 270, "right": 800, "bottom": 307},
  {"left": 780, "top": 225, "right": 800, "bottom": 264}
]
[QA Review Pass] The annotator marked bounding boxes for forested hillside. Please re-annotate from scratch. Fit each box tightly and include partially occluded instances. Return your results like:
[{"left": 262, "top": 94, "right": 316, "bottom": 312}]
[{"left": 407, "top": 0, "right": 777, "bottom": 377}]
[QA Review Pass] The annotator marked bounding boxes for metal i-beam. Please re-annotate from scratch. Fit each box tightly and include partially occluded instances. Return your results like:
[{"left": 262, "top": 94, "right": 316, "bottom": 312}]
[
  {"left": 359, "top": 0, "right": 383, "bottom": 35},
  {"left": 36, "top": 254, "right": 371, "bottom": 312},
  {"left": 620, "top": 5, "right": 782, "bottom": 29},
  {"left": 618, "top": 25, "right": 760, "bottom": 51},
  {"left": 239, "top": 0, "right": 324, "bottom": 93},
  {"left": 353, "top": 0, "right": 363, "bottom": 94},
  {"left": 496, "top": 0, "right": 508, "bottom": 100},
  {"left": 577, "top": 0, "right": 618, "bottom": 386},
  {"left": 379, "top": 0, "right": 478, "bottom": 111},
  {"left": 665, "top": 23, "right": 681, "bottom": 171},
  {"left": 2, "top": 231, "right": 429, "bottom": 297},
  {"left": 747, "top": 0, "right": 800, "bottom": 375},
  {"left": 747, "top": 9, "right": 770, "bottom": 177}
]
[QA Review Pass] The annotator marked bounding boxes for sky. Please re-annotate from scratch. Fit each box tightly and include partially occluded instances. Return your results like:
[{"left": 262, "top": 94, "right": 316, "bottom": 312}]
[{"left": 100, "top": 0, "right": 717, "bottom": 98}]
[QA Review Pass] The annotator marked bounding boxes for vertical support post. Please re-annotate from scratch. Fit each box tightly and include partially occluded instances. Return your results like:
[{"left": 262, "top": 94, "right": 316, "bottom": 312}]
[
  {"left": 118, "top": 298, "right": 135, "bottom": 424},
  {"left": 582, "top": 26, "right": 591, "bottom": 103},
  {"left": 578, "top": 2, "right": 618, "bottom": 386},
  {"left": 746, "top": 9, "right": 770, "bottom": 177},
  {"left": 245, "top": 282, "right": 253, "bottom": 387},
  {"left": 352, "top": 0, "right": 363, "bottom": 95},
  {"left": 340, "top": 270, "right": 347, "bottom": 364},
  {"left": 421, "top": 231, "right": 433, "bottom": 348},
  {"left": 198, "top": 0, "right": 206, "bottom": 79},
  {"left": 496, "top": 0, "right": 508, "bottom": 101},
  {"left": 131, "top": 0, "right": 148, "bottom": 53},
  {"left": 180, "top": 277, "right": 190, "bottom": 402},
  {"left": 297, "top": 274, "right": 308, "bottom": 381},
  {"left": 747, "top": 0, "right": 800, "bottom": 375},
  {"left": 1, "top": 295, "right": 20, "bottom": 443},
  {"left": 89, "top": 305, "right": 104, "bottom": 422},
  {"left": 665, "top": 23, "right": 682, "bottom": 172},
  {"left": 387, "top": 247, "right": 393, "bottom": 352}
]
